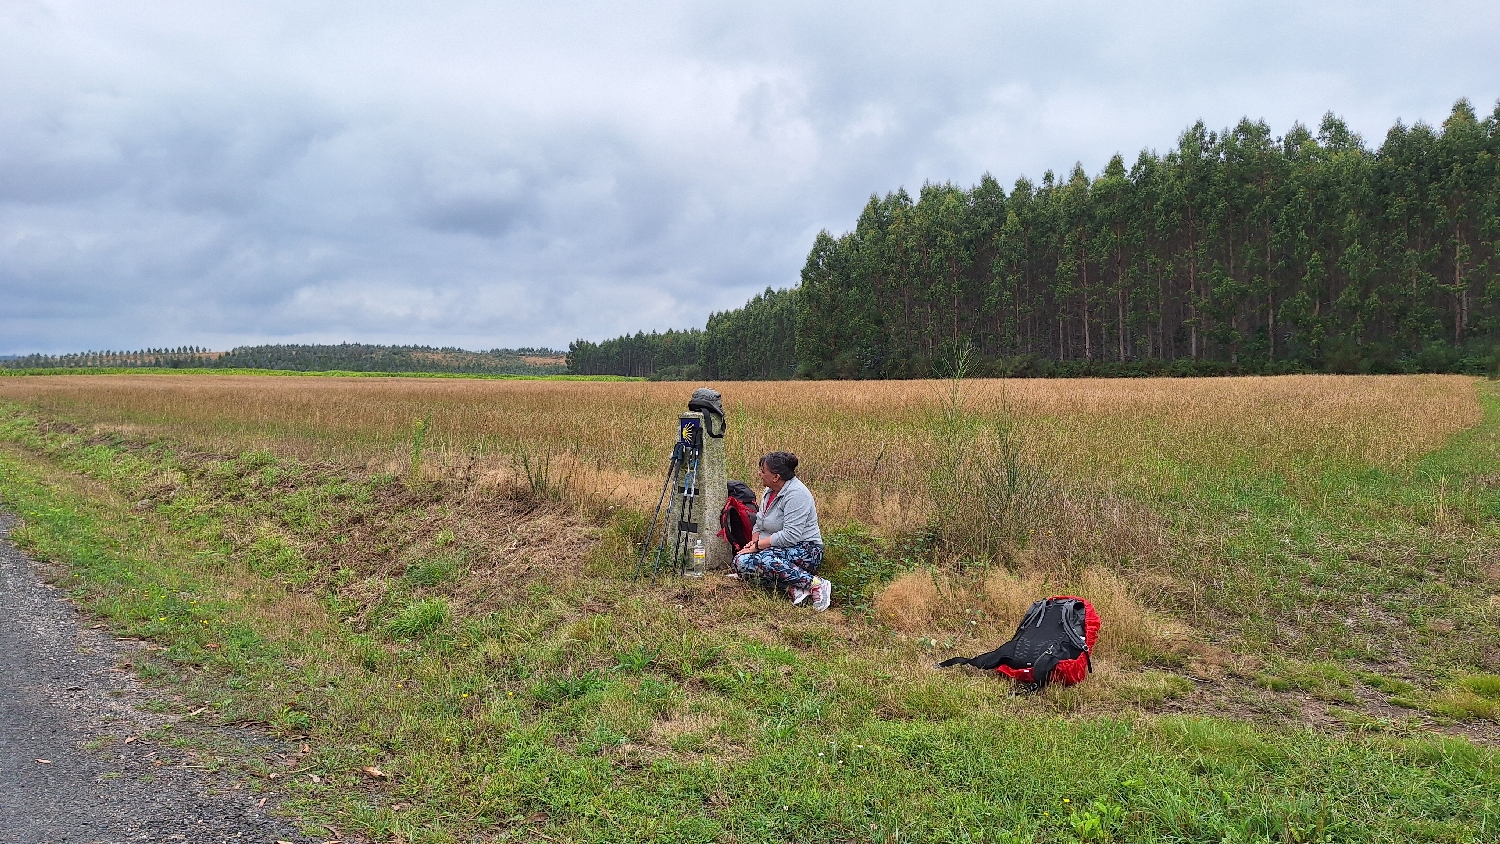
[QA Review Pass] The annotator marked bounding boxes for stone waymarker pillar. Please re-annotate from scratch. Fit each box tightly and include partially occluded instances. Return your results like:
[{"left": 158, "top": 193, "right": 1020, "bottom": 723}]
[
  {"left": 698, "top": 416, "right": 729, "bottom": 571},
  {"left": 664, "top": 403, "right": 730, "bottom": 575}
]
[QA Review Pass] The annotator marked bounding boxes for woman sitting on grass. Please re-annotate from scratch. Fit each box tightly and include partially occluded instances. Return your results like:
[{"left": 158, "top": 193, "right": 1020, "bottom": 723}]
[{"left": 733, "top": 451, "right": 831, "bottom": 611}]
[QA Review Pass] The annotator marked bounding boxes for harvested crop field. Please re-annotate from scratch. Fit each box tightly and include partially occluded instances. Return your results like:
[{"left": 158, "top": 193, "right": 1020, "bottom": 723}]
[
  {"left": 1, "top": 372, "right": 1497, "bottom": 843},
  {"left": 0, "top": 373, "right": 1479, "bottom": 526}
]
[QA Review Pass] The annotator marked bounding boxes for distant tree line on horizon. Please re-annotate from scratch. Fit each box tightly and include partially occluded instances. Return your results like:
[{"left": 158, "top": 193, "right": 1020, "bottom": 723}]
[
  {"left": 570, "top": 100, "right": 1500, "bottom": 380},
  {"left": 1, "top": 344, "right": 568, "bottom": 375},
  {"left": 566, "top": 286, "right": 798, "bottom": 379},
  {"left": 0, "top": 346, "right": 219, "bottom": 370}
]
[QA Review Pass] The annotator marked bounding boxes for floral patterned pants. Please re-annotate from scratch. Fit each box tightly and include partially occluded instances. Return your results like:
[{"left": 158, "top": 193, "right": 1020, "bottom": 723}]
[{"left": 733, "top": 541, "right": 824, "bottom": 590}]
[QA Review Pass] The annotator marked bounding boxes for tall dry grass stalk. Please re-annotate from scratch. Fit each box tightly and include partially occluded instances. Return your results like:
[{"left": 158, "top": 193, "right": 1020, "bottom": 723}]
[
  {"left": 0, "top": 373, "right": 1482, "bottom": 540},
  {"left": 925, "top": 359, "right": 1050, "bottom": 564},
  {"left": 872, "top": 566, "right": 1187, "bottom": 664}
]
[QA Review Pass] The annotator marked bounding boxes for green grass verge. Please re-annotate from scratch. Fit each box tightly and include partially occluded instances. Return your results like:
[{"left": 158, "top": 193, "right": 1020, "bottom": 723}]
[
  {"left": 0, "top": 412, "right": 1497, "bottom": 842},
  {"left": 1156, "top": 382, "right": 1500, "bottom": 682}
]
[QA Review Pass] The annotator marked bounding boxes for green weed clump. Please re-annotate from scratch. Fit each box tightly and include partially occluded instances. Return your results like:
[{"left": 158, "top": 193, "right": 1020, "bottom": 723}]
[
  {"left": 1255, "top": 662, "right": 1360, "bottom": 704},
  {"left": 402, "top": 554, "right": 462, "bottom": 588},
  {"left": 926, "top": 363, "right": 1050, "bottom": 565},
  {"left": 246, "top": 531, "right": 310, "bottom": 586},
  {"left": 1423, "top": 674, "right": 1500, "bottom": 721},
  {"left": 1461, "top": 673, "right": 1500, "bottom": 698},
  {"left": 1112, "top": 671, "right": 1196, "bottom": 708},
  {"left": 512, "top": 443, "right": 570, "bottom": 501},
  {"left": 384, "top": 597, "right": 449, "bottom": 638},
  {"left": 816, "top": 524, "right": 913, "bottom": 611},
  {"left": 925, "top": 419, "right": 1048, "bottom": 557}
]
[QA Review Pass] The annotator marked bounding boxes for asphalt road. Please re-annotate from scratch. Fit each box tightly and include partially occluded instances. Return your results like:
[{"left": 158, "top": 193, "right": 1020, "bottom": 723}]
[{"left": 0, "top": 511, "right": 315, "bottom": 844}]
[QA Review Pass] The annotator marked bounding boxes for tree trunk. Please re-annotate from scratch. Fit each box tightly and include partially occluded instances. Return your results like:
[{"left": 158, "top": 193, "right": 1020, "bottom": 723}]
[
  {"left": 1116, "top": 239, "right": 1126, "bottom": 361},
  {"left": 1081, "top": 245, "right": 1092, "bottom": 361},
  {"left": 1266, "top": 237, "right": 1275, "bottom": 362},
  {"left": 1455, "top": 231, "right": 1467, "bottom": 344}
]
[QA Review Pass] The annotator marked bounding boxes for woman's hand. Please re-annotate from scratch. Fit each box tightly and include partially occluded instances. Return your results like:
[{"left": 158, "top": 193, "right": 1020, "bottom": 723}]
[{"left": 737, "top": 532, "right": 765, "bottom": 556}]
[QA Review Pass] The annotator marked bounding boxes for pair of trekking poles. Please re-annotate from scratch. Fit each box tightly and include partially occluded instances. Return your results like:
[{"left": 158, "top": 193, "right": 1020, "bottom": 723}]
[{"left": 636, "top": 416, "right": 704, "bottom": 579}]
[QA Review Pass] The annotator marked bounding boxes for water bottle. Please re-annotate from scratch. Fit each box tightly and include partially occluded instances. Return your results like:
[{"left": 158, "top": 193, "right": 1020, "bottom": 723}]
[{"left": 687, "top": 538, "right": 706, "bottom": 577}]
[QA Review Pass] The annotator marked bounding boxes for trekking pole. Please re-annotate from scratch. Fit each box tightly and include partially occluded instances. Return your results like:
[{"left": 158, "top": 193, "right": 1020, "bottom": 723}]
[
  {"left": 635, "top": 443, "right": 682, "bottom": 580},
  {"left": 647, "top": 442, "right": 695, "bottom": 579},
  {"left": 651, "top": 444, "right": 693, "bottom": 578},
  {"left": 642, "top": 411, "right": 707, "bottom": 580},
  {"left": 670, "top": 446, "right": 702, "bottom": 574}
]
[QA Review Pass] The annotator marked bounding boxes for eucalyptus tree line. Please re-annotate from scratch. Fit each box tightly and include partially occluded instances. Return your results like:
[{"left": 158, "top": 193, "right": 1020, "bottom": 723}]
[
  {"left": 566, "top": 330, "right": 704, "bottom": 378},
  {"left": 700, "top": 287, "right": 798, "bottom": 379},
  {"left": 793, "top": 100, "right": 1499, "bottom": 378},
  {"left": 573, "top": 100, "right": 1499, "bottom": 379}
]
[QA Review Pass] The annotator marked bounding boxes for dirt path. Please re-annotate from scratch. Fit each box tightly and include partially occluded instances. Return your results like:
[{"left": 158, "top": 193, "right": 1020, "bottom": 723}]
[{"left": 0, "top": 512, "right": 315, "bottom": 843}]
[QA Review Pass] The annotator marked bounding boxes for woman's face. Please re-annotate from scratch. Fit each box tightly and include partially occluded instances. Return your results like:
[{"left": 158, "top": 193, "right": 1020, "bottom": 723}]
[{"left": 757, "top": 462, "right": 780, "bottom": 489}]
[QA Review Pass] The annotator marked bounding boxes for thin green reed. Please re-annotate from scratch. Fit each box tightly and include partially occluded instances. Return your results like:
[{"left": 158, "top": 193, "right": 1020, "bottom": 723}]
[{"left": 410, "top": 414, "right": 432, "bottom": 478}]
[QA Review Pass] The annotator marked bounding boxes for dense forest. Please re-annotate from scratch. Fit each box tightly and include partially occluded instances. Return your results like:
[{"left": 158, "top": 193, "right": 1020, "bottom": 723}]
[
  {"left": 566, "top": 330, "right": 706, "bottom": 378},
  {"left": 700, "top": 287, "right": 799, "bottom": 379},
  {"left": 573, "top": 100, "right": 1500, "bottom": 379},
  {"left": 2, "top": 344, "right": 567, "bottom": 375}
]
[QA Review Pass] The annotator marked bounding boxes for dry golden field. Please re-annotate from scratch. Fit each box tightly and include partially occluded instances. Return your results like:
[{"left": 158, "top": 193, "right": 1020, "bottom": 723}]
[
  {"left": 0, "top": 373, "right": 1480, "bottom": 536},
  {"left": 4, "top": 370, "right": 1500, "bottom": 836}
]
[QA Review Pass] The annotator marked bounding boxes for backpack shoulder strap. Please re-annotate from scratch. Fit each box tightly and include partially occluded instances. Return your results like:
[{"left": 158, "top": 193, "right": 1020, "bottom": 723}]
[
  {"left": 938, "top": 644, "right": 1003, "bottom": 671},
  {"left": 1060, "top": 599, "right": 1088, "bottom": 651},
  {"left": 1030, "top": 645, "right": 1065, "bottom": 691},
  {"left": 1017, "top": 599, "right": 1047, "bottom": 633}
]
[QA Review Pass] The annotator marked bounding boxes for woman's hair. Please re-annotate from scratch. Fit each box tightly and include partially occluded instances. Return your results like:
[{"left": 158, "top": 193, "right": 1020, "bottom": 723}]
[{"left": 759, "top": 451, "right": 799, "bottom": 481}]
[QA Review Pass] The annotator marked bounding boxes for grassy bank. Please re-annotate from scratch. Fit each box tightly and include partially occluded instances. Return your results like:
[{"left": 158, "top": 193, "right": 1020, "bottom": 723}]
[{"left": 1, "top": 389, "right": 1498, "bottom": 842}]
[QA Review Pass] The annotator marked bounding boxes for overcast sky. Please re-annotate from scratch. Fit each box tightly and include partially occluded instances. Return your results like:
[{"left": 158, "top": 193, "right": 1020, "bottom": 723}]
[{"left": 2, "top": 1, "right": 1497, "bottom": 354}]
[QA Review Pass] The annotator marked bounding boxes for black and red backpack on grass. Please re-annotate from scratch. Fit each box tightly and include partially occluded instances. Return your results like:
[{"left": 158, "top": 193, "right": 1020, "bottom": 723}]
[
  {"left": 718, "top": 480, "right": 759, "bottom": 553},
  {"left": 938, "top": 596, "right": 1100, "bottom": 692}
]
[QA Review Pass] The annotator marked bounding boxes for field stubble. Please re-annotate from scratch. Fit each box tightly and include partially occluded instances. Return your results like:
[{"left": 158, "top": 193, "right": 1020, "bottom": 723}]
[
  {"left": 0, "top": 373, "right": 1483, "bottom": 600},
  {"left": 2, "top": 373, "right": 1499, "bottom": 840},
  {"left": 0, "top": 372, "right": 1475, "bottom": 512},
  {"left": 1, "top": 373, "right": 1488, "bottom": 671}
]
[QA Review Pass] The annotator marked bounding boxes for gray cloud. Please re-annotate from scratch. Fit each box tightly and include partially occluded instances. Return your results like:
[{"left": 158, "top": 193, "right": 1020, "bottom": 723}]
[{"left": 1, "top": 0, "right": 1497, "bottom": 353}]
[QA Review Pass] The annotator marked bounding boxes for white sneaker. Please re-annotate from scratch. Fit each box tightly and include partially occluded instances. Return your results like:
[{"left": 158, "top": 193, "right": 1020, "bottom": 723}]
[
  {"left": 809, "top": 577, "right": 832, "bottom": 612},
  {"left": 790, "top": 585, "right": 810, "bottom": 605}
]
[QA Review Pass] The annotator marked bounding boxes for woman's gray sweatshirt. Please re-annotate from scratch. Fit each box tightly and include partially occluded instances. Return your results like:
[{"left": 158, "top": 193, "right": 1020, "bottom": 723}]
[{"left": 754, "top": 477, "right": 823, "bottom": 547}]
